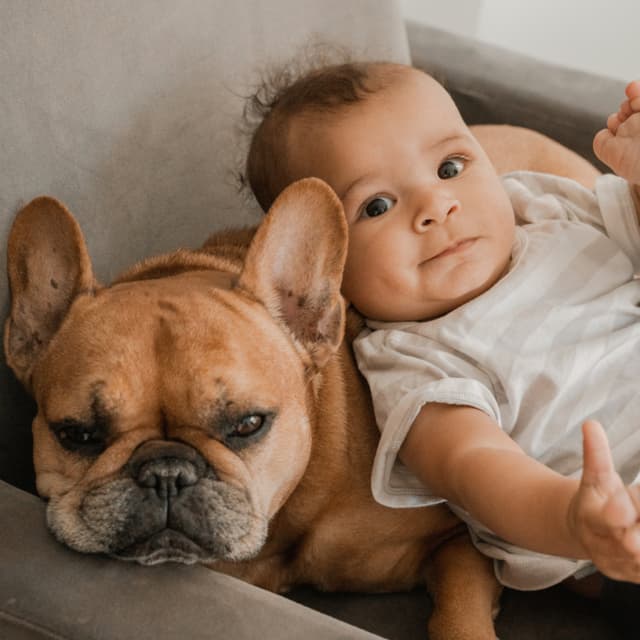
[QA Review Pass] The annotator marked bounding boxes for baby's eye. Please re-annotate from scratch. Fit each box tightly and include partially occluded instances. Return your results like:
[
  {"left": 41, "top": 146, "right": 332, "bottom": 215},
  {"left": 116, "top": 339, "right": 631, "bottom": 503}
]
[
  {"left": 438, "top": 157, "right": 466, "bottom": 180},
  {"left": 360, "top": 196, "right": 396, "bottom": 219}
]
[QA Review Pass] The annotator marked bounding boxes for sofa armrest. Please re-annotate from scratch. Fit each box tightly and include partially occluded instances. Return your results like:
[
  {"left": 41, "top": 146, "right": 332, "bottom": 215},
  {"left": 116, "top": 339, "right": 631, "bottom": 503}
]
[
  {"left": 407, "top": 21, "right": 625, "bottom": 171},
  {"left": 0, "top": 481, "right": 384, "bottom": 640}
]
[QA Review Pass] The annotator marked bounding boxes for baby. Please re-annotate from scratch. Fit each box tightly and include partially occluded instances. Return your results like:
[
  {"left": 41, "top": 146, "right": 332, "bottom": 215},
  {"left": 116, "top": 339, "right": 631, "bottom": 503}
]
[{"left": 243, "top": 61, "right": 640, "bottom": 595}]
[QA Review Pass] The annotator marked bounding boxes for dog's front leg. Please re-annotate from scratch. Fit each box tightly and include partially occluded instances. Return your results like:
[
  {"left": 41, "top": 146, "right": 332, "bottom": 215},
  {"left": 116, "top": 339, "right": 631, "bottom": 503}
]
[
  {"left": 210, "top": 554, "right": 295, "bottom": 593},
  {"left": 425, "top": 533, "right": 501, "bottom": 640}
]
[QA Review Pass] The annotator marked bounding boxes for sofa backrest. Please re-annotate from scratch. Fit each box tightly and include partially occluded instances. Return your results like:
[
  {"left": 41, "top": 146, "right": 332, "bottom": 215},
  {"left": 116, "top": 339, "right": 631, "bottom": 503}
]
[{"left": 0, "top": 0, "right": 410, "bottom": 490}]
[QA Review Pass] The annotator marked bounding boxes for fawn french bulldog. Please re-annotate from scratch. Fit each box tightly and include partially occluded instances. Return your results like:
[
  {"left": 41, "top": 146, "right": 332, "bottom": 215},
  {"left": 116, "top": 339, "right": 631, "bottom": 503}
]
[{"left": 5, "top": 178, "right": 500, "bottom": 639}]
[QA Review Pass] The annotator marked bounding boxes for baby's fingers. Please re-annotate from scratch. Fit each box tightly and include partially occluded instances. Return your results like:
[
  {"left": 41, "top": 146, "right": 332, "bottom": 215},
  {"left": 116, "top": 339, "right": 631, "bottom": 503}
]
[
  {"left": 629, "top": 483, "right": 640, "bottom": 508},
  {"left": 621, "top": 524, "right": 640, "bottom": 555},
  {"left": 619, "top": 100, "right": 633, "bottom": 124},
  {"left": 606, "top": 112, "right": 622, "bottom": 134},
  {"left": 626, "top": 80, "right": 640, "bottom": 100},
  {"left": 605, "top": 90, "right": 640, "bottom": 132},
  {"left": 601, "top": 524, "right": 640, "bottom": 582},
  {"left": 594, "top": 128, "right": 614, "bottom": 164},
  {"left": 584, "top": 502, "right": 640, "bottom": 582},
  {"left": 601, "top": 488, "right": 638, "bottom": 530},
  {"left": 616, "top": 98, "right": 640, "bottom": 126},
  {"left": 580, "top": 420, "right": 620, "bottom": 493}
]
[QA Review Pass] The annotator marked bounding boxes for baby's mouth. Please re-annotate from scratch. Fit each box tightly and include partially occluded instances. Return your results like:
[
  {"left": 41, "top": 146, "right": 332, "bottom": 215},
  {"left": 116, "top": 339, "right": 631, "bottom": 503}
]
[{"left": 428, "top": 238, "right": 477, "bottom": 262}]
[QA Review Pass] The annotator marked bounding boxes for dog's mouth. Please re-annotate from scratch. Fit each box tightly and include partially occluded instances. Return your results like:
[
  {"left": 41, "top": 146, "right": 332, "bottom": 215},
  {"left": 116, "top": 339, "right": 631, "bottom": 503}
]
[
  {"left": 47, "top": 480, "right": 270, "bottom": 565},
  {"left": 113, "top": 529, "right": 208, "bottom": 565},
  {"left": 44, "top": 441, "right": 272, "bottom": 565}
]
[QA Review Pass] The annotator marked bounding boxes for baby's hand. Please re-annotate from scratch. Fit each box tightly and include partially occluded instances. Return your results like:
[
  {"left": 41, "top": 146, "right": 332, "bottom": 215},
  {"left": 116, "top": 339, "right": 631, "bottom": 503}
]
[
  {"left": 593, "top": 81, "right": 640, "bottom": 188},
  {"left": 568, "top": 420, "right": 640, "bottom": 582}
]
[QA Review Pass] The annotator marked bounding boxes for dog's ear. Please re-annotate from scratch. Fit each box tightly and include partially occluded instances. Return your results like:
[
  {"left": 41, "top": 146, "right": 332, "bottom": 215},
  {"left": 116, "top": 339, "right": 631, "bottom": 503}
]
[
  {"left": 238, "top": 178, "right": 347, "bottom": 372},
  {"left": 4, "top": 197, "right": 96, "bottom": 390}
]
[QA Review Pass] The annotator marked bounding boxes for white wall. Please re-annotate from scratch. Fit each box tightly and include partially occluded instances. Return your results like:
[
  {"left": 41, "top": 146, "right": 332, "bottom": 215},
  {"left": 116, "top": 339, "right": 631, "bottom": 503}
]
[
  {"left": 401, "top": 0, "right": 640, "bottom": 82},
  {"left": 401, "top": 0, "right": 481, "bottom": 38}
]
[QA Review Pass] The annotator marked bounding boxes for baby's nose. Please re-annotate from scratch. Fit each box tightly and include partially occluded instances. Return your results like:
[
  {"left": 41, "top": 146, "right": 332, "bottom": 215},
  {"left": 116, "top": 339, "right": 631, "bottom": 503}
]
[{"left": 413, "top": 199, "right": 460, "bottom": 232}]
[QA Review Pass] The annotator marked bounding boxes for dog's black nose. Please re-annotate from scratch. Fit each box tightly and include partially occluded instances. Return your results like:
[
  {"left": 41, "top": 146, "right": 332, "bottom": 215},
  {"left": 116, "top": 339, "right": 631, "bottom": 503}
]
[
  {"left": 128, "top": 440, "right": 207, "bottom": 498},
  {"left": 136, "top": 458, "right": 198, "bottom": 498}
]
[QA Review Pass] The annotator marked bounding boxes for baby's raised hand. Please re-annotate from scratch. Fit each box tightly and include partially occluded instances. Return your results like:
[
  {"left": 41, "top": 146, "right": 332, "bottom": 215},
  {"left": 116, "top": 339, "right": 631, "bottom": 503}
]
[
  {"left": 593, "top": 81, "right": 640, "bottom": 188},
  {"left": 568, "top": 420, "right": 640, "bottom": 582}
]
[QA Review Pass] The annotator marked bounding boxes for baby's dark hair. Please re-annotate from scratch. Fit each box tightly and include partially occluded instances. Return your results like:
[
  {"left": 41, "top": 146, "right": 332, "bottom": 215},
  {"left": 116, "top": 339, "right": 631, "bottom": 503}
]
[{"left": 242, "top": 57, "right": 412, "bottom": 212}]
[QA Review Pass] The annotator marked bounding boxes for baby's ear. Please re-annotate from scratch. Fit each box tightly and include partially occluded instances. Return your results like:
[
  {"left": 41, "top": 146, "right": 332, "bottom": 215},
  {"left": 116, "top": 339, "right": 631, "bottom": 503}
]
[{"left": 238, "top": 178, "right": 348, "bottom": 372}]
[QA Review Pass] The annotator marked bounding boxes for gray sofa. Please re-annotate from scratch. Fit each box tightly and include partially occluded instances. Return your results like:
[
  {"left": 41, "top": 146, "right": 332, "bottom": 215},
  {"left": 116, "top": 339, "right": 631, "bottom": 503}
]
[{"left": 0, "top": 2, "right": 626, "bottom": 638}]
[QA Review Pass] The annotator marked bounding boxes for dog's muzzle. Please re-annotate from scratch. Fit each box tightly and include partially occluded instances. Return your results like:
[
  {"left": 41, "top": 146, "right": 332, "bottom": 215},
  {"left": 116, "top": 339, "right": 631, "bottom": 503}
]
[
  {"left": 108, "top": 439, "right": 266, "bottom": 566},
  {"left": 45, "top": 438, "right": 268, "bottom": 566}
]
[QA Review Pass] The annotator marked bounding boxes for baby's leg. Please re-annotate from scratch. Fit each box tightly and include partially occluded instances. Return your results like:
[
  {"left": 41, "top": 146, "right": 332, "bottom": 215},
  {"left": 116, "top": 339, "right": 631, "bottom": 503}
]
[{"left": 593, "top": 81, "right": 640, "bottom": 188}]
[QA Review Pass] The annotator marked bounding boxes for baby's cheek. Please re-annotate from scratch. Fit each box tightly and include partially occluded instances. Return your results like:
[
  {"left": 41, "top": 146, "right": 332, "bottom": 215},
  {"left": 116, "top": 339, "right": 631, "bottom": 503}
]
[
  {"left": 341, "top": 262, "right": 374, "bottom": 304},
  {"left": 341, "top": 257, "right": 383, "bottom": 318}
]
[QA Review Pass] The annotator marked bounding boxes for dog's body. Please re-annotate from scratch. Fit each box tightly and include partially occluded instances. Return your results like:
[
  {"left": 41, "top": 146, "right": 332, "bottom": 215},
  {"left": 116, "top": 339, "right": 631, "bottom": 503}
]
[{"left": 4, "top": 126, "right": 599, "bottom": 640}]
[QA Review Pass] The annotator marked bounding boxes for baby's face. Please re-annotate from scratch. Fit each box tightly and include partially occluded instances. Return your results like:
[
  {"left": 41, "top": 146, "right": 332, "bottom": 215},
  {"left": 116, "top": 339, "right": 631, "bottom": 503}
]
[{"left": 286, "top": 70, "right": 516, "bottom": 321}]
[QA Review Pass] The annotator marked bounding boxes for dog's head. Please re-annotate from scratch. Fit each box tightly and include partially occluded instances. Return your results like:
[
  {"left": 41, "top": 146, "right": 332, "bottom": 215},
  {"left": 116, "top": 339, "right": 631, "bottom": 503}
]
[{"left": 4, "top": 178, "right": 347, "bottom": 565}]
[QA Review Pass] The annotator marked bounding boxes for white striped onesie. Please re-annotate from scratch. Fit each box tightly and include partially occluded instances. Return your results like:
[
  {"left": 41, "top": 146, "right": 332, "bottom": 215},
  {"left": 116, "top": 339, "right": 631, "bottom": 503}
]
[{"left": 354, "top": 170, "right": 640, "bottom": 590}]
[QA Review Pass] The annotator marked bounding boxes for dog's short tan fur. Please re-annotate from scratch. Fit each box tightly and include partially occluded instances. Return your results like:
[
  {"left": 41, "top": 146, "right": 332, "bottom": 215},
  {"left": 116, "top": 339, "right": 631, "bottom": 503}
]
[{"left": 4, "top": 125, "right": 598, "bottom": 640}]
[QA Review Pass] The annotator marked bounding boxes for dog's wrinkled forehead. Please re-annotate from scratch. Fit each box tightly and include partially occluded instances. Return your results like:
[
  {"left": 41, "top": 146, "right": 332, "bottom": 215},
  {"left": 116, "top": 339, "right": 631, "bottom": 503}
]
[{"left": 35, "top": 269, "right": 304, "bottom": 423}]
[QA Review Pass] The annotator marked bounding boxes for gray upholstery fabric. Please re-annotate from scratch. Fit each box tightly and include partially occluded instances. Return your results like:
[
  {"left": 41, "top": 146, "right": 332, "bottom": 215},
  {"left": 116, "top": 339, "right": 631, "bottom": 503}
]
[
  {"left": 0, "top": 2, "right": 628, "bottom": 639},
  {"left": 0, "top": 0, "right": 409, "bottom": 490}
]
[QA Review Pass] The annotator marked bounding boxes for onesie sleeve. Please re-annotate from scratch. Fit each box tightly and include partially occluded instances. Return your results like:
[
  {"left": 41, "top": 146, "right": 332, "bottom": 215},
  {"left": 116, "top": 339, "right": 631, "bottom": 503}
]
[{"left": 353, "top": 328, "right": 501, "bottom": 508}]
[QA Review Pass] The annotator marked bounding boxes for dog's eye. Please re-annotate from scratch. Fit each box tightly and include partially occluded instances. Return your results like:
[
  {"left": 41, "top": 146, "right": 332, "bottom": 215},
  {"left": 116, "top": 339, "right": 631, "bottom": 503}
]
[
  {"left": 51, "top": 420, "right": 107, "bottom": 456},
  {"left": 219, "top": 411, "right": 274, "bottom": 449},
  {"left": 232, "top": 414, "right": 267, "bottom": 438}
]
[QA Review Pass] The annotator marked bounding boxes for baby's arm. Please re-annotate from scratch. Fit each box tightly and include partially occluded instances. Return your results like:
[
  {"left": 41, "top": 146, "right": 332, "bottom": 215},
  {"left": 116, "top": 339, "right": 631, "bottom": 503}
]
[
  {"left": 593, "top": 80, "right": 640, "bottom": 213},
  {"left": 400, "top": 403, "right": 640, "bottom": 582}
]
